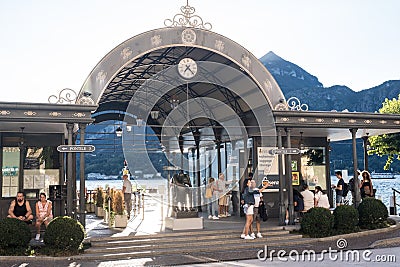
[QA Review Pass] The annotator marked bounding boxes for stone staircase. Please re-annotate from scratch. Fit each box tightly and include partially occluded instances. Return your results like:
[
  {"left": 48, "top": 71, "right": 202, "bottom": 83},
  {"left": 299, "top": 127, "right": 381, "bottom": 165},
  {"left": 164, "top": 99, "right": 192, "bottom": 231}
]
[{"left": 83, "top": 227, "right": 310, "bottom": 264}]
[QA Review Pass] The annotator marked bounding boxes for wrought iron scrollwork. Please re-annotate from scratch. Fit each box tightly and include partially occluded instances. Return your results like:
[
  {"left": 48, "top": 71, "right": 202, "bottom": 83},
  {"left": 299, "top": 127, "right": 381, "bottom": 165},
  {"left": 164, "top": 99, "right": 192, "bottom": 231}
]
[
  {"left": 286, "top": 97, "right": 309, "bottom": 111},
  {"left": 48, "top": 88, "right": 77, "bottom": 104},
  {"left": 164, "top": 1, "right": 212, "bottom": 30}
]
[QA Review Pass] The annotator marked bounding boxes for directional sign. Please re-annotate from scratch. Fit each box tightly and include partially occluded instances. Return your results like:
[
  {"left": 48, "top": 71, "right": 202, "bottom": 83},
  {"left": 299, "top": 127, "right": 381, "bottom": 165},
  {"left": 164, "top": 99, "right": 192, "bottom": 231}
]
[
  {"left": 57, "top": 145, "right": 95, "bottom": 153},
  {"left": 269, "top": 148, "right": 300, "bottom": 155}
]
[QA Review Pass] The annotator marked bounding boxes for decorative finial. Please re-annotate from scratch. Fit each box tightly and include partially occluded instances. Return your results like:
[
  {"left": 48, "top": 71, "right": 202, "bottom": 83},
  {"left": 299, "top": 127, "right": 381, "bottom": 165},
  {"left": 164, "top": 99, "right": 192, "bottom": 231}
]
[{"left": 164, "top": 0, "right": 212, "bottom": 30}]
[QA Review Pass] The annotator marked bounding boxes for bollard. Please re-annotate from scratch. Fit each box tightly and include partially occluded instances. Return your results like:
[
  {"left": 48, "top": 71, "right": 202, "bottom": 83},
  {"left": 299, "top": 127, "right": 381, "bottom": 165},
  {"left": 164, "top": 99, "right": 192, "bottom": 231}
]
[
  {"left": 133, "top": 192, "right": 137, "bottom": 216},
  {"left": 142, "top": 193, "right": 145, "bottom": 220},
  {"left": 137, "top": 190, "right": 141, "bottom": 214},
  {"left": 108, "top": 196, "right": 112, "bottom": 227},
  {"left": 161, "top": 195, "right": 164, "bottom": 220},
  {"left": 390, "top": 194, "right": 396, "bottom": 215}
]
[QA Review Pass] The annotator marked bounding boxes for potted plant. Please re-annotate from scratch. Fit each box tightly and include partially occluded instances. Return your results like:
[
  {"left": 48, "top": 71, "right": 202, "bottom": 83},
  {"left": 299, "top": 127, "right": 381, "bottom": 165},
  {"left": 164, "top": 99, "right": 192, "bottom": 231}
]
[
  {"left": 112, "top": 190, "right": 128, "bottom": 228},
  {"left": 86, "top": 189, "right": 95, "bottom": 213},
  {"left": 104, "top": 187, "right": 115, "bottom": 225},
  {"left": 95, "top": 187, "right": 105, "bottom": 218}
]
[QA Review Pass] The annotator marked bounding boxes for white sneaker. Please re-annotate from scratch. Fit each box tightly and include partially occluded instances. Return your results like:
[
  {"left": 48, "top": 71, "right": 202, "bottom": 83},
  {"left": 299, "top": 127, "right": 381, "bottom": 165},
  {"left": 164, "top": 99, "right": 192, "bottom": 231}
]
[
  {"left": 208, "top": 215, "right": 212, "bottom": 219},
  {"left": 257, "top": 232, "right": 263, "bottom": 238},
  {"left": 244, "top": 235, "right": 254, "bottom": 240},
  {"left": 226, "top": 213, "right": 231, "bottom": 217},
  {"left": 35, "top": 234, "right": 40, "bottom": 241},
  {"left": 250, "top": 232, "right": 256, "bottom": 238},
  {"left": 212, "top": 215, "right": 219, "bottom": 220},
  {"left": 240, "top": 234, "right": 246, "bottom": 239}
]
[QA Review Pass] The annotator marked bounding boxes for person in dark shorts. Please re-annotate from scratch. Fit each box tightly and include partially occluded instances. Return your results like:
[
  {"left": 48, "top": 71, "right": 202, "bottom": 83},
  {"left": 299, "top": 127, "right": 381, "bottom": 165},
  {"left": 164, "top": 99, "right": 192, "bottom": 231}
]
[{"left": 332, "top": 171, "right": 345, "bottom": 206}]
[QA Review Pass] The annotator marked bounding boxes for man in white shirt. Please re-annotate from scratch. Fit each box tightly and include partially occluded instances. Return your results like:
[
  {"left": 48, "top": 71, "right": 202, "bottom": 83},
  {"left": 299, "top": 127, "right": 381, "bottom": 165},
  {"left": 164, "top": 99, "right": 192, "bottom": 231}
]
[
  {"left": 216, "top": 173, "right": 231, "bottom": 217},
  {"left": 122, "top": 174, "right": 132, "bottom": 218},
  {"left": 301, "top": 184, "right": 314, "bottom": 212}
]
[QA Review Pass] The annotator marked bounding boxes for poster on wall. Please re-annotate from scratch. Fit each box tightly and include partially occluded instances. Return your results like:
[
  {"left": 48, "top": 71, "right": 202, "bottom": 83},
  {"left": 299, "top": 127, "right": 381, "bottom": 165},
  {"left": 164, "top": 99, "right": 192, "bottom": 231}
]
[
  {"left": 292, "top": 171, "right": 300, "bottom": 185},
  {"left": 257, "top": 147, "right": 276, "bottom": 175},
  {"left": 291, "top": 160, "right": 298, "bottom": 171},
  {"left": 24, "top": 175, "right": 34, "bottom": 188},
  {"left": 257, "top": 147, "right": 281, "bottom": 192},
  {"left": 301, "top": 165, "right": 326, "bottom": 190}
]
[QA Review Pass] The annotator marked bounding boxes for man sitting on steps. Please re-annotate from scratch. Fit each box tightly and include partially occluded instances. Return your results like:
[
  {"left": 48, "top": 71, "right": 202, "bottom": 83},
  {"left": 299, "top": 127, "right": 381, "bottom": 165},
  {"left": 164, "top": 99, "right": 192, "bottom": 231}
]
[{"left": 7, "top": 191, "right": 34, "bottom": 223}]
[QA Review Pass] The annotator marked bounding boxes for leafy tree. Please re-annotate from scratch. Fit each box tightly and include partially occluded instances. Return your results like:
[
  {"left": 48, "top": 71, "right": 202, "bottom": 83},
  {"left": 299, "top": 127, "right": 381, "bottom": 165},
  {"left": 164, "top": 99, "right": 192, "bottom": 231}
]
[{"left": 368, "top": 95, "right": 400, "bottom": 170}]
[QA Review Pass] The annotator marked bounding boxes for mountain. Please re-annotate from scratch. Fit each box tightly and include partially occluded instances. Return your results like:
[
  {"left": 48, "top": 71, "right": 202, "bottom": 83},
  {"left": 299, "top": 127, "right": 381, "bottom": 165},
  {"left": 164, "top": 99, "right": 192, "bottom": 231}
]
[
  {"left": 260, "top": 51, "right": 323, "bottom": 95},
  {"left": 260, "top": 51, "right": 400, "bottom": 112}
]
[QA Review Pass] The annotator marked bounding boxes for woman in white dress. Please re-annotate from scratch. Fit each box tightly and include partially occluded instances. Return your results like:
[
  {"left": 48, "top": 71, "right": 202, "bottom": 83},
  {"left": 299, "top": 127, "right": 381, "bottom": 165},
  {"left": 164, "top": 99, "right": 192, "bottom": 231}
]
[
  {"left": 314, "top": 186, "right": 330, "bottom": 209},
  {"left": 35, "top": 192, "right": 53, "bottom": 240}
]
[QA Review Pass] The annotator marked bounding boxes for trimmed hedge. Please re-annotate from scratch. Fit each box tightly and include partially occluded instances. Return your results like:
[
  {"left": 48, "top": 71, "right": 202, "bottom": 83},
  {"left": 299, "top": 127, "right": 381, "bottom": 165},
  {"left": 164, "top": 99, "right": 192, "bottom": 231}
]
[
  {"left": 300, "top": 207, "right": 334, "bottom": 238},
  {"left": 333, "top": 205, "right": 359, "bottom": 234},
  {"left": 43, "top": 216, "right": 85, "bottom": 252},
  {"left": 358, "top": 198, "right": 388, "bottom": 229},
  {"left": 0, "top": 218, "right": 31, "bottom": 255}
]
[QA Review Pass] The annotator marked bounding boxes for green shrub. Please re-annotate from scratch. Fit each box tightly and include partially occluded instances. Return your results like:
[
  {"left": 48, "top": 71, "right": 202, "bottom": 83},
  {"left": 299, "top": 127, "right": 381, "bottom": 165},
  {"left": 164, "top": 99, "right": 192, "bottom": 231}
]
[
  {"left": 333, "top": 205, "right": 359, "bottom": 234},
  {"left": 43, "top": 216, "right": 85, "bottom": 252},
  {"left": 358, "top": 198, "right": 389, "bottom": 229},
  {"left": 301, "top": 207, "right": 334, "bottom": 238},
  {"left": 0, "top": 218, "right": 31, "bottom": 255},
  {"left": 113, "top": 190, "right": 125, "bottom": 215}
]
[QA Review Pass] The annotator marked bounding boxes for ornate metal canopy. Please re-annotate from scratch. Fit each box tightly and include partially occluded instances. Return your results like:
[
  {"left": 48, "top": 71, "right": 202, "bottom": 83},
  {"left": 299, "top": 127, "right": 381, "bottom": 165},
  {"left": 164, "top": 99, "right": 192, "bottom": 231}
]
[{"left": 78, "top": 26, "right": 283, "bottom": 143}]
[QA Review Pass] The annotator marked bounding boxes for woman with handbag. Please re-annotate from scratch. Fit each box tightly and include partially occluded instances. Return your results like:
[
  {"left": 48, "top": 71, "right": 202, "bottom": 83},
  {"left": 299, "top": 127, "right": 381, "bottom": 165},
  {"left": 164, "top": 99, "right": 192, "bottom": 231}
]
[
  {"left": 241, "top": 179, "right": 269, "bottom": 239},
  {"left": 360, "top": 171, "right": 374, "bottom": 198}
]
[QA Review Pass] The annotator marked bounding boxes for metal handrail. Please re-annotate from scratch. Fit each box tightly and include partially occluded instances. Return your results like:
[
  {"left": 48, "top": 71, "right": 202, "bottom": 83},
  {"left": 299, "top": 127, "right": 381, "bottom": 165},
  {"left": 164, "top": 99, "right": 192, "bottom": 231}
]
[{"left": 392, "top": 188, "right": 399, "bottom": 216}]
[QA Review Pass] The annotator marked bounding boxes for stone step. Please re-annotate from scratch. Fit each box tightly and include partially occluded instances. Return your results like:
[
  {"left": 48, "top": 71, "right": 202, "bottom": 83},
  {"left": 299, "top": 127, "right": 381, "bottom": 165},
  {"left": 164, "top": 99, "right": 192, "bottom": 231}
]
[
  {"left": 90, "top": 230, "right": 298, "bottom": 248},
  {"left": 82, "top": 236, "right": 311, "bottom": 261},
  {"left": 87, "top": 233, "right": 304, "bottom": 253},
  {"left": 89, "top": 227, "right": 289, "bottom": 243}
]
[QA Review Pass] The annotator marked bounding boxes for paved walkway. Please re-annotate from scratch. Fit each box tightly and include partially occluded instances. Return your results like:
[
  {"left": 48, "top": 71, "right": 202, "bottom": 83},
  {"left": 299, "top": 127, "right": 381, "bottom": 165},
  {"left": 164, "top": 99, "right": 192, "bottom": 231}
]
[{"left": 85, "top": 193, "right": 299, "bottom": 239}]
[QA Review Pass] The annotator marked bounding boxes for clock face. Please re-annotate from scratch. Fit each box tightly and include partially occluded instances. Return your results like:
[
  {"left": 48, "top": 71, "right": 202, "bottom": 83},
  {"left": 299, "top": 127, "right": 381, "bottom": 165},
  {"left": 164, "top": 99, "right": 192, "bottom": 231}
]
[{"left": 178, "top": 58, "right": 197, "bottom": 79}]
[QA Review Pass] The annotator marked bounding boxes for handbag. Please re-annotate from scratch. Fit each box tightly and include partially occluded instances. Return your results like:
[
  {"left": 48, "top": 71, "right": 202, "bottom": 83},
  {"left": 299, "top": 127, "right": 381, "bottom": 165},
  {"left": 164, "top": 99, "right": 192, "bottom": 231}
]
[
  {"left": 259, "top": 201, "right": 268, "bottom": 221},
  {"left": 205, "top": 187, "right": 212, "bottom": 199}
]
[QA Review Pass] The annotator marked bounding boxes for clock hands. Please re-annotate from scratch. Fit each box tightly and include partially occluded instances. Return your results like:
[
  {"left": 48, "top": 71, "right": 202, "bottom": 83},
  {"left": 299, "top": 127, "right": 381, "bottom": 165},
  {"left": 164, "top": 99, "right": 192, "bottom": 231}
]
[{"left": 184, "top": 64, "right": 194, "bottom": 75}]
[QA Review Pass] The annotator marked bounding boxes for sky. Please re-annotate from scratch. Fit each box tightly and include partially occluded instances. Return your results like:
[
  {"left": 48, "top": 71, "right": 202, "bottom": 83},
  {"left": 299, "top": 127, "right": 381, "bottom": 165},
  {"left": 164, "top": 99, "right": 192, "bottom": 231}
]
[{"left": 0, "top": 0, "right": 399, "bottom": 103}]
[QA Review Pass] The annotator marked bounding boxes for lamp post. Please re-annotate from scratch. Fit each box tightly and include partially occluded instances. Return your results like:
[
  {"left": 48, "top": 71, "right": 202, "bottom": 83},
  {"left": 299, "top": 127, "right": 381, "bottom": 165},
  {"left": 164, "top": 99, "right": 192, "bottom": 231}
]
[{"left": 115, "top": 126, "right": 123, "bottom": 137}]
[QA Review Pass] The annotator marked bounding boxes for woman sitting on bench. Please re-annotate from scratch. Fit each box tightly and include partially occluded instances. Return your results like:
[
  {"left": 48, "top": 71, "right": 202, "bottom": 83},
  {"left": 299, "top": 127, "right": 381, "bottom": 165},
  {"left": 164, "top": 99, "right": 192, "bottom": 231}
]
[{"left": 35, "top": 192, "right": 53, "bottom": 241}]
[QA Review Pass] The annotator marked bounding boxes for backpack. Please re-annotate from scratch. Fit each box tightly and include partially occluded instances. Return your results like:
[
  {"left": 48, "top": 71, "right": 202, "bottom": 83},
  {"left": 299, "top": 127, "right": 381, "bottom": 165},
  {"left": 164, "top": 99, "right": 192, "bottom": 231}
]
[
  {"left": 348, "top": 178, "right": 355, "bottom": 192},
  {"left": 342, "top": 182, "right": 349, "bottom": 197}
]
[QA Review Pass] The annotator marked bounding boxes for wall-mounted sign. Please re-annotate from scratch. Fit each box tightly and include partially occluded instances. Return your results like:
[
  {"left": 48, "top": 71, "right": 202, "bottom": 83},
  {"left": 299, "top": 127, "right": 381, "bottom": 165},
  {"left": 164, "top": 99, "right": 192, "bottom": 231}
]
[{"left": 57, "top": 145, "right": 95, "bottom": 153}]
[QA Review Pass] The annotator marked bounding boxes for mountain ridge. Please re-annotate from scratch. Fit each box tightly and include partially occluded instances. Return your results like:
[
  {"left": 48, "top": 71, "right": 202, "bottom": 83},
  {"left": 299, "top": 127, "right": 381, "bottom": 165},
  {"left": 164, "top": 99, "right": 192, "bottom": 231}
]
[{"left": 260, "top": 51, "right": 400, "bottom": 112}]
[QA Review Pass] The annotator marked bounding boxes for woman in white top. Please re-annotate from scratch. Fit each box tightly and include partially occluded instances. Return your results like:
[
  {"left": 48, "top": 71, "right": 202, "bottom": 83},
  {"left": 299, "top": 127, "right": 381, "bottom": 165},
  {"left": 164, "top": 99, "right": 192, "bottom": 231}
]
[
  {"left": 314, "top": 186, "right": 330, "bottom": 209},
  {"left": 35, "top": 192, "right": 53, "bottom": 240},
  {"left": 207, "top": 177, "right": 219, "bottom": 220}
]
